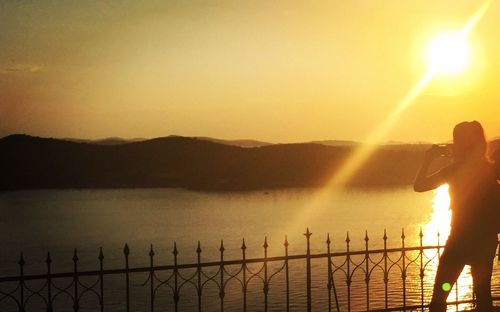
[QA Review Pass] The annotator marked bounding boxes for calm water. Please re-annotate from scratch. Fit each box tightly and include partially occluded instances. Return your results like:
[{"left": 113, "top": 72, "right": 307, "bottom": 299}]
[{"left": 0, "top": 187, "right": 498, "bottom": 311}]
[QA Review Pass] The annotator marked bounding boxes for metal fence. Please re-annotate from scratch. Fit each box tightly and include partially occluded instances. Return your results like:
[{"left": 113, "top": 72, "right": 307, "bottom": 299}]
[{"left": 0, "top": 229, "right": 499, "bottom": 312}]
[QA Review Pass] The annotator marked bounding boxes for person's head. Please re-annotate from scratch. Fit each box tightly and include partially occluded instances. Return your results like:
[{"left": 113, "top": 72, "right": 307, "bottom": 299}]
[{"left": 452, "top": 121, "right": 487, "bottom": 163}]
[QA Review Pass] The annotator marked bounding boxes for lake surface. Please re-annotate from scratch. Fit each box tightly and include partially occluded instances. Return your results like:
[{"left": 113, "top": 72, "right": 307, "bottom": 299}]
[{"left": 0, "top": 187, "right": 498, "bottom": 311}]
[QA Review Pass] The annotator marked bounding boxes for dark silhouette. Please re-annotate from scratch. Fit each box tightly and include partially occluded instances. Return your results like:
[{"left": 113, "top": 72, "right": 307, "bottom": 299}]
[
  {"left": 414, "top": 121, "right": 499, "bottom": 312},
  {"left": 0, "top": 134, "right": 432, "bottom": 191}
]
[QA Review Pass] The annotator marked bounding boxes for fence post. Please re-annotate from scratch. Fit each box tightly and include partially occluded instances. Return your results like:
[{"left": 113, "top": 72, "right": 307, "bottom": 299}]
[
  {"left": 365, "top": 231, "right": 370, "bottom": 312},
  {"left": 304, "top": 228, "right": 312, "bottom": 312},
  {"left": 149, "top": 244, "right": 154, "bottom": 312},
  {"left": 123, "top": 244, "right": 130, "bottom": 312},
  {"left": 173, "top": 242, "right": 179, "bottom": 312},
  {"left": 263, "top": 237, "right": 269, "bottom": 312},
  {"left": 98, "top": 248, "right": 104, "bottom": 312},
  {"left": 401, "top": 229, "right": 406, "bottom": 310},
  {"left": 18, "top": 252, "right": 25, "bottom": 312},
  {"left": 419, "top": 228, "right": 424, "bottom": 312},
  {"left": 46, "top": 252, "right": 53, "bottom": 312},
  {"left": 73, "top": 249, "right": 79, "bottom": 312},
  {"left": 346, "top": 232, "right": 351, "bottom": 312},
  {"left": 219, "top": 240, "right": 225, "bottom": 312},
  {"left": 241, "top": 239, "right": 247, "bottom": 312},
  {"left": 327, "top": 233, "right": 340, "bottom": 312},
  {"left": 284, "top": 236, "right": 290, "bottom": 312},
  {"left": 327, "top": 234, "right": 332, "bottom": 312},
  {"left": 383, "top": 230, "right": 388, "bottom": 310},
  {"left": 197, "top": 241, "right": 202, "bottom": 312}
]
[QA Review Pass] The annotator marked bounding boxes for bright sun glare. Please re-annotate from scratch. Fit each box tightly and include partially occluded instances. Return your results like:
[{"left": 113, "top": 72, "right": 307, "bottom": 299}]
[
  {"left": 426, "top": 32, "right": 471, "bottom": 75},
  {"left": 424, "top": 184, "right": 451, "bottom": 245}
]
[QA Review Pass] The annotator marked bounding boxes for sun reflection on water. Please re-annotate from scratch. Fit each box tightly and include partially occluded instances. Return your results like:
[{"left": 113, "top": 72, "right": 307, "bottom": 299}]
[
  {"left": 423, "top": 184, "right": 474, "bottom": 311},
  {"left": 424, "top": 184, "right": 451, "bottom": 245}
]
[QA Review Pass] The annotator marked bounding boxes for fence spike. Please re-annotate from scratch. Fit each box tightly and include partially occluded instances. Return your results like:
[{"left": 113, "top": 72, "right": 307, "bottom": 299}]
[
  {"left": 326, "top": 233, "right": 331, "bottom": 245},
  {"left": 383, "top": 229, "right": 388, "bottom": 241},
  {"left": 197, "top": 241, "right": 202, "bottom": 254},
  {"left": 73, "top": 248, "right": 79, "bottom": 262},
  {"left": 284, "top": 235, "right": 289, "bottom": 248},
  {"left": 98, "top": 248, "right": 104, "bottom": 261},
  {"left": 263, "top": 236, "right": 268, "bottom": 249},
  {"left": 149, "top": 244, "right": 154, "bottom": 257},
  {"left": 364, "top": 230, "right": 369, "bottom": 242},
  {"left": 241, "top": 238, "right": 246, "bottom": 250},
  {"left": 401, "top": 228, "right": 405, "bottom": 240},
  {"left": 345, "top": 231, "right": 350, "bottom": 244},
  {"left": 123, "top": 244, "right": 130, "bottom": 257},
  {"left": 46, "top": 252, "right": 52, "bottom": 264},
  {"left": 419, "top": 227, "right": 423, "bottom": 239},
  {"left": 304, "top": 228, "right": 312, "bottom": 238},
  {"left": 173, "top": 242, "right": 179, "bottom": 256},
  {"left": 220, "top": 240, "right": 225, "bottom": 253}
]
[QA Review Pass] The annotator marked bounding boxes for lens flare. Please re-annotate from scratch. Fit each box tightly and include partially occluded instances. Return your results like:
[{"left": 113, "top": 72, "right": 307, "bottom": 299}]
[{"left": 442, "top": 282, "right": 452, "bottom": 292}]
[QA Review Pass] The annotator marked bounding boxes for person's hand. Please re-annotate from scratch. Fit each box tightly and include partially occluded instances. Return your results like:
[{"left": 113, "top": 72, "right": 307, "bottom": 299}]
[{"left": 425, "top": 145, "right": 445, "bottom": 160}]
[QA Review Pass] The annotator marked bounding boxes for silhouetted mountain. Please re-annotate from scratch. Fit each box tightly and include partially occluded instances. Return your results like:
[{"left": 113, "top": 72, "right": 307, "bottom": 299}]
[
  {"left": 64, "top": 137, "right": 147, "bottom": 145},
  {"left": 192, "top": 136, "right": 272, "bottom": 148},
  {"left": 63, "top": 135, "right": 272, "bottom": 148},
  {"left": 0, "top": 134, "right": 452, "bottom": 191},
  {"left": 309, "top": 140, "right": 359, "bottom": 146}
]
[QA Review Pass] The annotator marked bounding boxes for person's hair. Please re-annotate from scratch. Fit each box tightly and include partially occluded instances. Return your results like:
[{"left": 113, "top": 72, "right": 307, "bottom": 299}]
[{"left": 452, "top": 121, "right": 487, "bottom": 162}]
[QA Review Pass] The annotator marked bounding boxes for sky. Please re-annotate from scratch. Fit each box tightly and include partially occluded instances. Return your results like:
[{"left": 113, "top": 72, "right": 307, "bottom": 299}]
[{"left": 1, "top": 0, "right": 499, "bottom": 143}]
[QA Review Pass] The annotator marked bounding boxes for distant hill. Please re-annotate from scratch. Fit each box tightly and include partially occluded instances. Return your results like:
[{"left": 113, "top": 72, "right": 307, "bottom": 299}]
[
  {"left": 0, "top": 134, "right": 459, "bottom": 191},
  {"left": 309, "top": 140, "right": 359, "bottom": 146},
  {"left": 63, "top": 135, "right": 272, "bottom": 148},
  {"left": 192, "top": 136, "right": 272, "bottom": 148},
  {"left": 64, "top": 137, "right": 146, "bottom": 145}
]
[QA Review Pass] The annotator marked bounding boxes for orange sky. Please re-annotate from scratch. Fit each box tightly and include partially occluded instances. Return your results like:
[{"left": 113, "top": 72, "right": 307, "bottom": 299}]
[{"left": 1, "top": 1, "right": 499, "bottom": 143}]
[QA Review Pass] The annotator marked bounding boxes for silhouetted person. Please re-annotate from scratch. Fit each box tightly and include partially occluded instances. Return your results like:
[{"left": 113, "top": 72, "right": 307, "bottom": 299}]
[{"left": 414, "top": 121, "right": 499, "bottom": 312}]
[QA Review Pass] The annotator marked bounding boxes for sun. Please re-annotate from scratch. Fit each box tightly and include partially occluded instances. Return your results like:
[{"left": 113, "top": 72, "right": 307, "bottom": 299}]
[{"left": 425, "top": 32, "right": 471, "bottom": 75}]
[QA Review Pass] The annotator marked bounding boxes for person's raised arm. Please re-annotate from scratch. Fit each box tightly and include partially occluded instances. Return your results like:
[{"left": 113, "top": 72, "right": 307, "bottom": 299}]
[{"left": 414, "top": 145, "right": 449, "bottom": 192}]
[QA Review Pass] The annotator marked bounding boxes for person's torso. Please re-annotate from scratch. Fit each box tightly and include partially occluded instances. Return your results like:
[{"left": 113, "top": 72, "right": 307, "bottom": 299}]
[{"left": 447, "top": 160, "right": 498, "bottom": 237}]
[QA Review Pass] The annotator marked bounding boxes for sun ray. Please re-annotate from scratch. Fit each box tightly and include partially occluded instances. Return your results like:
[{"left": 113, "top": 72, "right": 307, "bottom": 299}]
[{"left": 460, "top": 0, "right": 493, "bottom": 38}]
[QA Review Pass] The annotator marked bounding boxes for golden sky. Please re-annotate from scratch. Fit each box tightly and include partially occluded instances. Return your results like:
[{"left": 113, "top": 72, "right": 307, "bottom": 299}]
[{"left": 1, "top": 0, "right": 499, "bottom": 143}]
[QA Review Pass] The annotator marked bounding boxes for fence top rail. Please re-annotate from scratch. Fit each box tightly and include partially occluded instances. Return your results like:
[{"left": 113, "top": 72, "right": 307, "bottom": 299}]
[{"left": 0, "top": 243, "right": 448, "bottom": 283}]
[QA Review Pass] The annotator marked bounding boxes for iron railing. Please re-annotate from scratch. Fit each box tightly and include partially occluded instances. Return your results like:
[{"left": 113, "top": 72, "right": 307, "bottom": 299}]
[{"left": 0, "top": 229, "right": 499, "bottom": 312}]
